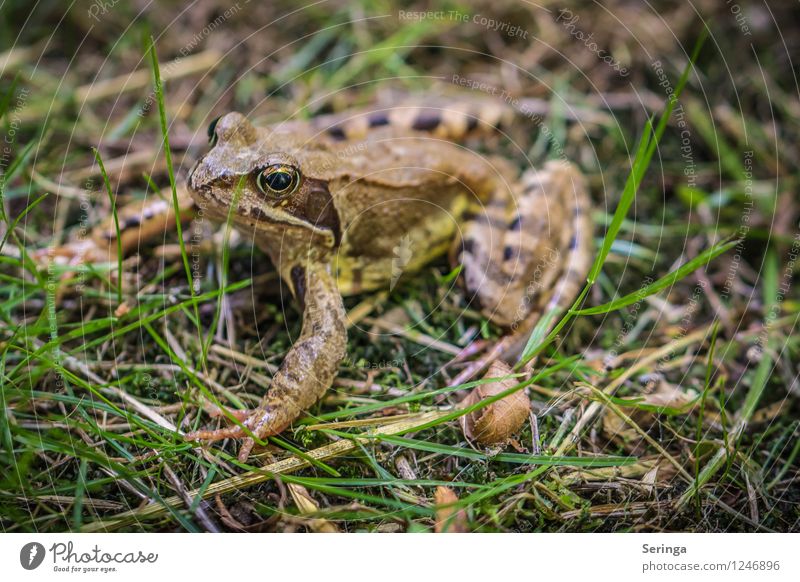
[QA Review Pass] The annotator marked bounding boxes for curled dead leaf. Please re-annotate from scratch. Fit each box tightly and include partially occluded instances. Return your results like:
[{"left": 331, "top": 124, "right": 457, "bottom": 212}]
[
  {"left": 287, "top": 483, "right": 338, "bottom": 533},
  {"left": 460, "top": 360, "right": 530, "bottom": 446},
  {"left": 434, "top": 486, "right": 468, "bottom": 533}
]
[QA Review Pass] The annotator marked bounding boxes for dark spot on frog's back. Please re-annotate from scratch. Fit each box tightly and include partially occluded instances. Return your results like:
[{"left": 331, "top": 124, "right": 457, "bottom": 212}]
[
  {"left": 327, "top": 126, "right": 346, "bottom": 141},
  {"left": 367, "top": 112, "right": 390, "bottom": 127},
  {"left": 569, "top": 234, "right": 579, "bottom": 250},
  {"left": 122, "top": 214, "right": 142, "bottom": 229},
  {"left": 412, "top": 110, "right": 441, "bottom": 131}
]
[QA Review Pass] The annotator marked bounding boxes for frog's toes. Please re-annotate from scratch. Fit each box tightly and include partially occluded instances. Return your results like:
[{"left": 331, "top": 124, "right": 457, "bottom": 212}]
[
  {"left": 184, "top": 407, "right": 288, "bottom": 461},
  {"left": 184, "top": 423, "right": 250, "bottom": 443}
]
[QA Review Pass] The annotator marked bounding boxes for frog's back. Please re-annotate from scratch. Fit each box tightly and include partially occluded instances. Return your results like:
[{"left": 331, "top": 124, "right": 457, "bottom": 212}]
[
  {"left": 289, "top": 98, "right": 521, "bottom": 295},
  {"left": 269, "top": 94, "right": 593, "bottom": 330}
]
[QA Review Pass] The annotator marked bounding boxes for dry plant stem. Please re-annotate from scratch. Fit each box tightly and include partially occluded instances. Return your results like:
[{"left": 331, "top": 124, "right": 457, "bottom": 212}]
[
  {"left": 345, "top": 290, "right": 389, "bottom": 327},
  {"left": 81, "top": 411, "right": 450, "bottom": 532},
  {"left": 449, "top": 333, "right": 517, "bottom": 389},
  {"left": 584, "top": 383, "right": 692, "bottom": 483},
  {"left": 76, "top": 50, "right": 221, "bottom": 103}
]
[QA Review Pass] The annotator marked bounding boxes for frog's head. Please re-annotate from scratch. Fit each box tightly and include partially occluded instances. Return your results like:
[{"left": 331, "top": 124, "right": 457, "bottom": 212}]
[{"left": 188, "top": 112, "right": 341, "bottom": 252}]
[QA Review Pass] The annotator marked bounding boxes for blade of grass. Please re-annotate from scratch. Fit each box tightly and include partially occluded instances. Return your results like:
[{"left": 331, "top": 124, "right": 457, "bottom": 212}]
[
  {"left": 146, "top": 34, "right": 202, "bottom": 347},
  {"left": 71, "top": 458, "right": 88, "bottom": 530},
  {"left": 517, "top": 25, "right": 709, "bottom": 368},
  {"left": 0, "top": 192, "right": 46, "bottom": 256},
  {"left": 366, "top": 434, "right": 634, "bottom": 468},
  {"left": 574, "top": 238, "right": 737, "bottom": 315},
  {"left": 92, "top": 148, "right": 123, "bottom": 304},
  {"left": 676, "top": 250, "right": 778, "bottom": 510},
  {"left": 695, "top": 320, "right": 719, "bottom": 513},
  {"left": 80, "top": 411, "right": 451, "bottom": 531}
]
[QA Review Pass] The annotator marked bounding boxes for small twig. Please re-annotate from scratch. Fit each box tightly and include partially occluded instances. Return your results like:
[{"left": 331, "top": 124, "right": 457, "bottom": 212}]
[{"left": 162, "top": 461, "right": 220, "bottom": 533}]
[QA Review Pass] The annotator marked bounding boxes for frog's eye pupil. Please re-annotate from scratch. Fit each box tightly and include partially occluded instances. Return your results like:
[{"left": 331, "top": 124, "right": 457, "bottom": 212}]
[
  {"left": 257, "top": 165, "right": 300, "bottom": 197},
  {"left": 207, "top": 116, "right": 221, "bottom": 146},
  {"left": 266, "top": 171, "right": 292, "bottom": 191}
]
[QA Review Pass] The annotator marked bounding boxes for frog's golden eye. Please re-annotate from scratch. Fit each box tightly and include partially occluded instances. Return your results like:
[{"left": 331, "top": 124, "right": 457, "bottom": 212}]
[
  {"left": 256, "top": 165, "right": 300, "bottom": 197},
  {"left": 207, "top": 116, "right": 221, "bottom": 146}
]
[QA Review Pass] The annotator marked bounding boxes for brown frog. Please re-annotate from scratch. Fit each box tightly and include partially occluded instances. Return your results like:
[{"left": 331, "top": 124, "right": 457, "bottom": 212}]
[
  {"left": 37, "top": 97, "right": 592, "bottom": 461},
  {"left": 183, "top": 99, "right": 592, "bottom": 460}
]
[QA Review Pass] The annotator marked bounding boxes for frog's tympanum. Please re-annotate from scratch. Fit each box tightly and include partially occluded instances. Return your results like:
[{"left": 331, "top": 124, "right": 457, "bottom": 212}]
[{"left": 42, "top": 97, "right": 592, "bottom": 461}]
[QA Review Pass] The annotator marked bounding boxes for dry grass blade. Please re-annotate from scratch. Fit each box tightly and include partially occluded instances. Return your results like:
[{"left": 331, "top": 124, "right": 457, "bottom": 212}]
[
  {"left": 76, "top": 50, "right": 222, "bottom": 103},
  {"left": 81, "top": 411, "right": 450, "bottom": 532}
]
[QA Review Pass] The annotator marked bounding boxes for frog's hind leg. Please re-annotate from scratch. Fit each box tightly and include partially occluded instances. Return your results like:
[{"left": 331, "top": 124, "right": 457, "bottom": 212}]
[
  {"left": 457, "top": 160, "right": 593, "bottom": 339},
  {"left": 33, "top": 186, "right": 195, "bottom": 268}
]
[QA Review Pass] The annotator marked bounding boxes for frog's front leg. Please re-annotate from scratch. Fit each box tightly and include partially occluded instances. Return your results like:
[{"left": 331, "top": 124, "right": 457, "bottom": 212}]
[{"left": 185, "top": 262, "right": 347, "bottom": 461}]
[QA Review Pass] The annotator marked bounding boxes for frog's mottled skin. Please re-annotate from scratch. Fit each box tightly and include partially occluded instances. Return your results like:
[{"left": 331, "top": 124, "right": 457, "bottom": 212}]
[
  {"left": 40, "top": 98, "right": 592, "bottom": 461},
  {"left": 184, "top": 100, "right": 592, "bottom": 460}
]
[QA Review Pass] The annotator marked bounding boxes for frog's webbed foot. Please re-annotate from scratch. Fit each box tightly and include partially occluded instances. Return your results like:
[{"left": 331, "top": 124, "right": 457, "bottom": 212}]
[{"left": 185, "top": 263, "right": 347, "bottom": 462}]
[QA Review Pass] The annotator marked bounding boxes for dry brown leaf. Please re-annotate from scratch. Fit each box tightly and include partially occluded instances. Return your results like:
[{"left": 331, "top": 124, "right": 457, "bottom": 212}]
[
  {"left": 460, "top": 360, "right": 530, "bottom": 446},
  {"left": 287, "top": 483, "right": 338, "bottom": 533},
  {"left": 434, "top": 486, "right": 468, "bottom": 533}
]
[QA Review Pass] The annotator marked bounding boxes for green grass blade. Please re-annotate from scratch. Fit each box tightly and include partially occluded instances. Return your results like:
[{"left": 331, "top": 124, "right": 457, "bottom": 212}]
[
  {"left": 517, "top": 27, "right": 709, "bottom": 367},
  {"left": 575, "top": 238, "right": 737, "bottom": 315},
  {"left": 92, "top": 148, "right": 123, "bottom": 304},
  {"left": 146, "top": 34, "right": 202, "bottom": 344}
]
